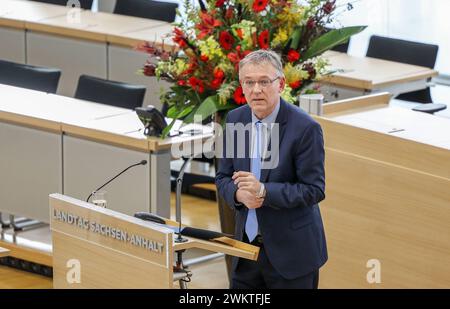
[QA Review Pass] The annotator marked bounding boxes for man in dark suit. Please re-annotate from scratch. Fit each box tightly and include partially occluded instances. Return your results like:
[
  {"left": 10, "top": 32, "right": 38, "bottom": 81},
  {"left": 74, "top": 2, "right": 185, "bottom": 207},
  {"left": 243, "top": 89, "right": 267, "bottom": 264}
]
[{"left": 215, "top": 49, "right": 327, "bottom": 289}]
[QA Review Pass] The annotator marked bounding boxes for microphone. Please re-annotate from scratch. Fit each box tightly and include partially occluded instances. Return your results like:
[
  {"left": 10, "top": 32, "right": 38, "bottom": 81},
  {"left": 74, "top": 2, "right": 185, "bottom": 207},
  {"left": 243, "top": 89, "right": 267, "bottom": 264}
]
[
  {"left": 134, "top": 212, "right": 166, "bottom": 225},
  {"left": 86, "top": 160, "right": 147, "bottom": 203}
]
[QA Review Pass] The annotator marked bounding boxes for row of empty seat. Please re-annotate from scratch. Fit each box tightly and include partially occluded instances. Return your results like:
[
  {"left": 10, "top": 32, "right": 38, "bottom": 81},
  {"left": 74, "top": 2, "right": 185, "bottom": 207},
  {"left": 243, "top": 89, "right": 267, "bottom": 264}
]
[
  {"left": 0, "top": 33, "right": 446, "bottom": 113},
  {"left": 332, "top": 34, "right": 446, "bottom": 113},
  {"left": 0, "top": 59, "right": 146, "bottom": 110},
  {"left": 8, "top": 1, "right": 179, "bottom": 110},
  {"left": 30, "top": 0, "right": 178, "bottom": 23}
]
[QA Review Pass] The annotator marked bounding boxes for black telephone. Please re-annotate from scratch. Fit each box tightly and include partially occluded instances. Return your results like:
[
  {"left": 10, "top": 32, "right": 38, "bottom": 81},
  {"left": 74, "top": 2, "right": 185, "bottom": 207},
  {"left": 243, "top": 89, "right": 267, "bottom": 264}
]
[{"left": 135, "top": 105, "right": 167, "bottom": 137}]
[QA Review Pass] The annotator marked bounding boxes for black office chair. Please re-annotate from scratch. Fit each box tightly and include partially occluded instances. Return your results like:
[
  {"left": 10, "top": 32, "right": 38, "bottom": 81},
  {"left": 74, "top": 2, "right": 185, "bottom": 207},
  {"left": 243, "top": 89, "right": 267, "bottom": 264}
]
[
  {"left": 366, "top": 35, "right": 446, "bottom": 114},
  {"left": 74, "top": 75, "right": 146, "bottom": 109},
  {"left": 113, "top": 0, "right": 178, "bottom": 22},
  {"left": 29, "top": 0, "right": 93, "bottom": 9},
  {"left": 331, "top": 40, "right": 350, "bottom": 53},
  {"left": 0, "top": 59, "right": 61, "bottom": 93}
]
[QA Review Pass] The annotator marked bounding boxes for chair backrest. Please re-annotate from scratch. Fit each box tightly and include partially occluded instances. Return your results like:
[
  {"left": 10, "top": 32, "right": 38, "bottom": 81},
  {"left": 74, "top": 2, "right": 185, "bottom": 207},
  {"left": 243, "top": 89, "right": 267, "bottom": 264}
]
[
  {"left": 367, "top": 35, "right": 439, "bottom": 103},
  {"left": 0, "top": 59, "right": 61, "bottom": 93},
  {"left": 29, "top": 0, "right": 93, "bottom": 9},
  {"left": 366, "top": 35, "right": 439, "bottom": 69},
  {"left": 331, "top": 40, "right": 350, "bottom": 53},
  {"left": 75, "top": 75, "right": 146, "bottom": 109},
  {"left": 113, "top": 0, "right": 178, "bottom": 22}
]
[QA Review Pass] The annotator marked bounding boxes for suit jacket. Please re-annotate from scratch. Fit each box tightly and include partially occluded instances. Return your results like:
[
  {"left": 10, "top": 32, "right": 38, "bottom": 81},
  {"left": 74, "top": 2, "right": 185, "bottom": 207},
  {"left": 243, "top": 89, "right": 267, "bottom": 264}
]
[{"left": 215, "top": 98, "right": 328, "bottom": 279}]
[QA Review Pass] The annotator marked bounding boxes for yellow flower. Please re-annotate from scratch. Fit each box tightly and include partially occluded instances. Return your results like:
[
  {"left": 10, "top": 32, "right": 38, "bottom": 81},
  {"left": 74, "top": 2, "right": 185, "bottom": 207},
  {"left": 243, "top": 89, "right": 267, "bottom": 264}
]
[
  {"left": 277, "top": 5, "right": 304, "bottom": 28},
  {"left": 231, "top": 20, "right": 256, "bottom": 50},
  {"left": 283, "top": 63, "right": 309, "bottom": 84},
  {"left": 272, "top": 28, "right": 289, "bottom": 47},
  {"left": 198, "top": 36, "right": 224, "bottom": 60},
  {"left": 216, "top": 61, "right": 234, "bottom": 76},
  {"left": 281, "top": 84, "right": 296, "bottom": 104},
  {"left": 312, "top": 57, "right": 330, "bottom": 80},
  {"left": 173, "top": 59, "right": 189, "bottom": 76},
  {"left": 155, "top": 61, "right": 169, "bottom": 78}
]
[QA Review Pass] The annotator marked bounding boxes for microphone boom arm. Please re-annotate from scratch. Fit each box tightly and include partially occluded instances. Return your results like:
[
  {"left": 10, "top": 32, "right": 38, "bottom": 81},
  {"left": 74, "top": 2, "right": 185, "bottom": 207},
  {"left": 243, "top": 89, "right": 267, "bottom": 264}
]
[{"left": 86, "top": 160, "right": 147, "bottom": 202}]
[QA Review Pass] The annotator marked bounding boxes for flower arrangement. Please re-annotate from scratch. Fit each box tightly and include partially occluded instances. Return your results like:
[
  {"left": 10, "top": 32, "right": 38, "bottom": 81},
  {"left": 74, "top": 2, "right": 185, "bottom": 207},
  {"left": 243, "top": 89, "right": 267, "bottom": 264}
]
[{"left": 138, "top": 0, "right": 365, "bottom": 136}]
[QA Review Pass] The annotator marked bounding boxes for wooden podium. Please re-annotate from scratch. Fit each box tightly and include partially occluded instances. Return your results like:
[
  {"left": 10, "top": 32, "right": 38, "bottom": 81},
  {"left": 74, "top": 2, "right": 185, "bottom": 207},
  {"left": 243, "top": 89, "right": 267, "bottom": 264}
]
[{"left": 50, "top": 194, "right": 258, "bottom": 288}]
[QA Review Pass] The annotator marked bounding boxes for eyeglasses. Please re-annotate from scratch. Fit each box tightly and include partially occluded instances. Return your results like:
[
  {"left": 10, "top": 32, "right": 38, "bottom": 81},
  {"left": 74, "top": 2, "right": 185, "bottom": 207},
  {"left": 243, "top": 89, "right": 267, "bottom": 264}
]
[{"left": 241, "top": 76, "right": 280, "bottom": 89}]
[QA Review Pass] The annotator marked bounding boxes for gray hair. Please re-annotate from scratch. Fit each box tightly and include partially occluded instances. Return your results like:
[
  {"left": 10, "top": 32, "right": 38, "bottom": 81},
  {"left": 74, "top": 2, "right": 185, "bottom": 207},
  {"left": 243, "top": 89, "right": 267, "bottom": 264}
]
[{"left": 239, "top": 49, "right": 284, "bottom": 78}]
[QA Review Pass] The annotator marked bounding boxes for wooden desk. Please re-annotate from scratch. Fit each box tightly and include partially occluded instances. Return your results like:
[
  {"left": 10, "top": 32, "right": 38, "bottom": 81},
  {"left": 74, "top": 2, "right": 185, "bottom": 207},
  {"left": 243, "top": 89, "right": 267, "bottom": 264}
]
[
  {"left": 108, "top": 23, "right": 174, "bottom": 48},
  {"left": 0, "top": 0, "right": 71, "bottom": 62},
  {"left": 0, "top": 0, "right": 174, "bottom": 109},
  {"left": 321, "top": 52, "right": 438, "bottom": 102},
  {"left": 107, "top": 23, "right": 174, "bottom": 111},
  {"left": 0, "top": 84, "right": 130, "bottom": 222},
  {"left": 0, "top": 84, "right": 129, "bottom": 127},
  {"left": 330, "top": 106, "right": 450, "bottom": 150},
  {"left": 0, "top": 84, "right": 212, "bottom": 222},
  {"left": 316, "top": 93, "right": 450, "bottom": 288},
  {"left": 26, "top": 10, "right": 166, "bottom": 43},
  {"left": 0, "top": 0, "right": 71, "bottom": 29},
  {"left": 25, "top": 11, "right": 164, "bottom": 97},
  {"left": 0, "top": 247, "right": 10, "bottom": 258}
]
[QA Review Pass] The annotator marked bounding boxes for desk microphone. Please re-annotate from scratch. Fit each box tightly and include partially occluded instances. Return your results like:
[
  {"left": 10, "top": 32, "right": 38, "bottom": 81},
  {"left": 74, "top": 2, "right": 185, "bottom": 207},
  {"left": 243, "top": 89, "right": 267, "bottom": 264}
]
[{"left": 86, "top": 160, "right": 147, "bottom": 202}]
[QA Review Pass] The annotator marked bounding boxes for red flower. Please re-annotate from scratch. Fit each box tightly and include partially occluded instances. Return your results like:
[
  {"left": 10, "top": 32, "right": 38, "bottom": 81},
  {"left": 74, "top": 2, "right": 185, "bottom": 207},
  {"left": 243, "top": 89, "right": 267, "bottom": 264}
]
[
  {"left": 135, "top": 41, "right": 157, "bottom": 54},
  {"left": 323, "top": 0, "right": 336, "bottom": 14},
  {"left": 188, "top": 77, "right": 204, "bottom": 93},
  {"left": 289, "top": 80, "right": 302, "bottom": 89},
  {"left": 287, "top": 49, "right": 300, "bottom": 62},
  {"left": 258, "top": 30, "right": 270, "bottom": 49},
  {"left": 227, "top": 52, "right": 240, "bottom": 64},
  {"left": 200, "top": 54, "right": 209, "bottom": 62},
  {"left": 182, "top": 62, "right": 197, "bottom": 76},
  {"left": 213, "top": 68, "right": 225, "bottom": 80},
  {"left": 252, "top": 0, "right": 269, "bottom": 13},
  {"left": 303, "top": 63, "right": 316, "bottom": 79},
  {"left": 143, "top": 62, "right": 156, "bottom": 76},
  {"left": 219, "top": 31, "right": 235, "bottom": 50},
  {"left": 234, "top": 86, "right": 247, "bottom": 105},
  {"left": 173, "top": 27, "right": 187, "bottom": 48},
  {"left": 177, "top": 80, "right": 187, "bottom": 86},
  {"left": 211, "top": 68, "right": 225, "bottom": 89},
  {"left": 215, "top": 0, "right": 225, "bottom": 7},
  {"left": 210, "top": 78, "right": 223, "bottom": 89},
  {"left": 225, "top": 7, "right": 234, "bottom": 19},
  {"left": 306, "top": 18, "right": 316, "bottom": 30},
  {"left": 236, "top": 28, "right": 244, "bottom": 39},
  {"left": 196, "top": 11, "right": 222, "bottom": 39},
  {"left": 173, "top": 27, "right": 183, "bottom": 36}
]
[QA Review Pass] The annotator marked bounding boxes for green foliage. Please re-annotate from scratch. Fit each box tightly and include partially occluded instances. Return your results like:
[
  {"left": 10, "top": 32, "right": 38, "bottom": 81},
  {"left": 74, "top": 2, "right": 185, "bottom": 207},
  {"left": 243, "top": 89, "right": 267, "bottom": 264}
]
[{"left": 303, "top": 26, "right": 367, "bottom": 60}]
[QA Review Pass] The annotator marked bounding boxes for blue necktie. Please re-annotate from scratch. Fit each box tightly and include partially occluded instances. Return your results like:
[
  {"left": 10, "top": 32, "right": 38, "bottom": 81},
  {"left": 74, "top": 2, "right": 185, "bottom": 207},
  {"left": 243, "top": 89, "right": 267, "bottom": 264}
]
[{"left": 245, "top": 121, "right": 261, "bottom": 242}]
